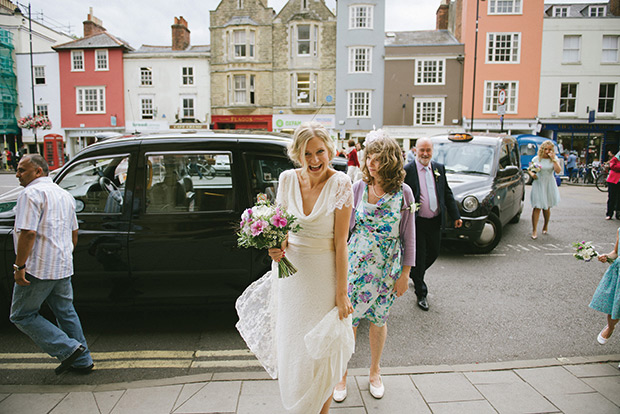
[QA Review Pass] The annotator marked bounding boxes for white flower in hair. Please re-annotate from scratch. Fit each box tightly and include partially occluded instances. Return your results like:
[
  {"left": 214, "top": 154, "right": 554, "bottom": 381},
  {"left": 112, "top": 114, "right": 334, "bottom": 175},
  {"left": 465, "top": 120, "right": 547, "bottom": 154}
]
[{"left": 365, "top": 129, "right": 389, "bottom": 145}]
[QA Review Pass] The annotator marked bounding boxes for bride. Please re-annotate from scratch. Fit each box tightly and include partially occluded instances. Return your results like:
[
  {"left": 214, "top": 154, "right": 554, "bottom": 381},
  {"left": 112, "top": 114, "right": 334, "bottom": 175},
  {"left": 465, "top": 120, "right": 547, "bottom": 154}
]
[{"left": 236, "top": 122, "right": 355, "bottom": 414}]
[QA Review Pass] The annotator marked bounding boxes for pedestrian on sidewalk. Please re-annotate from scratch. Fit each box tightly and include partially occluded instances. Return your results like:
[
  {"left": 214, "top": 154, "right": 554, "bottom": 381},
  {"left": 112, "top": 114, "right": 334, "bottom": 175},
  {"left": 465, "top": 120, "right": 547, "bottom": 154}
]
[
  {"left": 346, "top": 139, "right": 360, "bottom": 182},
  {"left": 589, "top": 228, "right": 620, "bottom": 345},
  {"left": 236, "top": 122, "right": 354, "bottom": 414},
  {"left": 605, "top": 150, "right": 620, "bottom": 220},
  {"left": 9, "top": 154, "right": 94, "bottom": 375},
  {"left": 404, "top": 137, "right": 461, "bottom": 311},
  {"left": 528, "top": 140, "right": 561, "bottom": 239},
  {"left": 333, "top": 130, "right": 416, "bottom": 402}
]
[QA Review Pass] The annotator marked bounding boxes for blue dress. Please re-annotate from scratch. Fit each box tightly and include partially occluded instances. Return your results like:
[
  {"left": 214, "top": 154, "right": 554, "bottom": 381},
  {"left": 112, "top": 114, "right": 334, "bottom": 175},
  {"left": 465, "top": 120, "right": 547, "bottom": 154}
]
[
  {"left": 530, "top": 156, "right": 560, "bottom": 209},
  {"left": 589, "top": 228, "right": 620, "bottom": 320}
]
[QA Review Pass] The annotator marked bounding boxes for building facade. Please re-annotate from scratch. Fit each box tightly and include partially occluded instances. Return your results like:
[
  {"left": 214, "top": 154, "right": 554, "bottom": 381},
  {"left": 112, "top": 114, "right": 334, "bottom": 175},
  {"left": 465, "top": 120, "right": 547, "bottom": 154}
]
[
  {"left": 53, "top": 11, "right": 133, "bottom": 157},
  {"left": 210, "top": 0, "right": 274, "bottom": 130},
  {"left": 271, "top": 0, "right": 336, "bottom": 134},
  {"left": 449, "top": 0, "right": 545, "bottom": 134},
  {"left": 0, "top": 0, "right": 73, "bottom": 155},
  {"left": 335, "top": 0, "right": 385, "bottom": 143},
  {"left": 382, "top": 30, "right": 464, "bottom": 150},
  {"left": 538, "top": 1, "right": 620, "bottom": 164},
  {"left": 124, "top": 17, "right": 211, "bottom": 133}
]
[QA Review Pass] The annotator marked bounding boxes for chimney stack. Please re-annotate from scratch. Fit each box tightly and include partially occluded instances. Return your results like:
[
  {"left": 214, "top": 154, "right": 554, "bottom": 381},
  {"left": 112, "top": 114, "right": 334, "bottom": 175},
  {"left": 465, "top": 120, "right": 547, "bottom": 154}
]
[
  {"left": 436, "top": 1, "right": 449, "bottom": 30},
  {"left": 172, "top": 16, "right": 190, "bottom": 51},
  {"left": 83, "top": 7, "right": 106, "bottom": 37}
]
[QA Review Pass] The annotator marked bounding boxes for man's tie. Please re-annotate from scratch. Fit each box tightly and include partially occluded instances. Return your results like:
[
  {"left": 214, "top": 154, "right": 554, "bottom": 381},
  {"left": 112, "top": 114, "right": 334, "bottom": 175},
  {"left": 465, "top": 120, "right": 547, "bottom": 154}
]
[{"left": 425, "top": 166, "right": 438, "bottom": 212}]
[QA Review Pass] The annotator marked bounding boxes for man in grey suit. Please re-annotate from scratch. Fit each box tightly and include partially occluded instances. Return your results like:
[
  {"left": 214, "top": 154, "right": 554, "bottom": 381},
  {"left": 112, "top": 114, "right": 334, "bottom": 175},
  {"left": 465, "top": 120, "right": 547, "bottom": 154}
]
[{"left": 404, "top": 138, "right": 462, "bottom": 311}]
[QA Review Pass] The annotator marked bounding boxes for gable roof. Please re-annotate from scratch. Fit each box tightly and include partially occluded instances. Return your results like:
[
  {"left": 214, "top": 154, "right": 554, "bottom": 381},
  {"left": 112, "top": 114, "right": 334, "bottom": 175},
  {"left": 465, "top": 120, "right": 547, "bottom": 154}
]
[{"left": 53, "top": 32, "right": 134, "bottom": 51}]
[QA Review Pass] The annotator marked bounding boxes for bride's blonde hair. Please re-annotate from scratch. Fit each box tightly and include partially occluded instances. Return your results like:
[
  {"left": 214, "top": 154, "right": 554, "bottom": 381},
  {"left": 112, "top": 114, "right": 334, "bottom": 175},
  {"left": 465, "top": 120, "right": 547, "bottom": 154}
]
[{"left": 288, "top": 122, "right": 336, "bottom": 166}]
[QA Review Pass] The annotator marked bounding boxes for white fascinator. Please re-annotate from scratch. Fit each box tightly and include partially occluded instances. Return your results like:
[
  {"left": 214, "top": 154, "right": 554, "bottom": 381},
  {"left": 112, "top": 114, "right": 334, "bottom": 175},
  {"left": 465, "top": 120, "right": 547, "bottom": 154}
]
[{"left": 365, "top": 129, "right": 389, "bottom": 146}]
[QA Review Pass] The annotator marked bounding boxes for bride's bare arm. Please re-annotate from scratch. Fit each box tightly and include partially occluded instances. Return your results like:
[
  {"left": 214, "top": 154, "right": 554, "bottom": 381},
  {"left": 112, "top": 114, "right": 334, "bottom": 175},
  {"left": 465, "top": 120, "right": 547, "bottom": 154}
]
[{"left": 334, "top": 204, "right": 354, "bottom": 320}]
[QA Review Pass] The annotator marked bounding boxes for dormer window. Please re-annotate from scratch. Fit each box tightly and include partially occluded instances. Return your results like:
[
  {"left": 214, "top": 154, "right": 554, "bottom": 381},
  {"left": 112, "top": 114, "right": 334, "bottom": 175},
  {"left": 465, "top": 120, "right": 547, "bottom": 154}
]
[
  {"left": 588, "top": 5, "right": 605, "bottom": 17},
  {"left": 553, "top": 6, "right": 568, "bottom": 17}
]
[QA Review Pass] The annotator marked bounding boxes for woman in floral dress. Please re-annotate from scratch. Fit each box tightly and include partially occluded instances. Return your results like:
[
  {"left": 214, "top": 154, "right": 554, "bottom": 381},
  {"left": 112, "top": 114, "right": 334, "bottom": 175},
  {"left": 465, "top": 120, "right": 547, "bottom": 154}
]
[
  {"left": 333, "top": 130, "right": 416, "bottom": 402},
  {"left": 528, "top": 140, "right": 561, "bottom": 239}
]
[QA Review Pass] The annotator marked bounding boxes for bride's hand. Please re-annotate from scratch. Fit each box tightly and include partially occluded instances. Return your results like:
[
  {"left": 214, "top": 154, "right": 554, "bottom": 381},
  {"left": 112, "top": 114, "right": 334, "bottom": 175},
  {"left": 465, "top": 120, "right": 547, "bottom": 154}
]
[
  {"left": 336, "top": 293, "right": 353, "bottom": 320},
  {"left": 268, "top": 247, "right": 284, "bottom": 262}
]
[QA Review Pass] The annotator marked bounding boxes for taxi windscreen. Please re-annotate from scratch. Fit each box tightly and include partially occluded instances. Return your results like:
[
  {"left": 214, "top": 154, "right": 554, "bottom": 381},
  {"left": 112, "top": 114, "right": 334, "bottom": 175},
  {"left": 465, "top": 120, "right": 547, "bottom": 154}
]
[{"left": 433, "top": 142, "right": 495, "bottom": 175}]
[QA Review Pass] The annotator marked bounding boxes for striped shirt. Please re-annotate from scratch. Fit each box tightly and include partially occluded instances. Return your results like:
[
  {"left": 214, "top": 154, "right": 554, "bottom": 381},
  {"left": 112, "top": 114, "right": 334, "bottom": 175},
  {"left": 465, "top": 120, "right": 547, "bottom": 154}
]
[{"left": 14, "top": 177, "right": 78, "bottom": 280}]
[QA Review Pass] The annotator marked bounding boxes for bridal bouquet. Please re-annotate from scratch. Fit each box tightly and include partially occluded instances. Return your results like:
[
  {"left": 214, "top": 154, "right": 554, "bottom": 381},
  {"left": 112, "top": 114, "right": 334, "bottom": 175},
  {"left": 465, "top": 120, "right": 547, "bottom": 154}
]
[
  {"left": 528, "top": 162, "right": 542, "bottom": 174},
  {"left": 573, "top": 241, "right": 597, "bottom": 261},
  {"left": 238, "top": 194, "right": 302, "bottom": 278}
]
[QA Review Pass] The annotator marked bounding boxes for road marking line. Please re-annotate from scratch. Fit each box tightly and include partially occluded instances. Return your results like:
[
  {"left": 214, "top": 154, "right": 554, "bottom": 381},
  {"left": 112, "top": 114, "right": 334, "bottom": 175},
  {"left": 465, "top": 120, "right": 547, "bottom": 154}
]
[
  {"left": 0, "top": 351, "right": 194, "bottom": 360},
  {"left": 191, "top": 360, "right": 263, "bottom": 369},
  {"left": 516, "top": 245, "right": 530, "bottom": 251},
  {"left": 195, "top": 350, "right": 253, "bottom": 358},
  {"left": 463, "top": 254, "right": 506, "bottom": 257},
  {"left": 545, "top": 253, "right": 574, "bottom": 256},
  {"left": 96, "top": 360, "right": 192, "bottom": 369},
  {"left": 528, "top": 245, "right": 541, "bottom": 251},
  {"left": 0, "top": 363, "right": 56, "bottom": 370}
]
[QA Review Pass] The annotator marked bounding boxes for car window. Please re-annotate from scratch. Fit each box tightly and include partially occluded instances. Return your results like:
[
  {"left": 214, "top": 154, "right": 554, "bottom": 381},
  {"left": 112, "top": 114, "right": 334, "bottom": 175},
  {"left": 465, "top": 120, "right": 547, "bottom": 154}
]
[
  {"left": 246, "top": 154, "right": 294, "bottom": 203},
  {"left": 145, "top": 152, "right": 233, "bottom": 213},
  {"left": 509, "top": 142, "right": 519, "bottom": 167},
  {"left": 433, "top": 143, "right": 495, "bottom": 175},
  {"left": 519, "top": 143, "right": 537, "bottom": 156},
  {"left": 498, "top": 144, "right": 510, "bottom": 169},
  {"left": 57, "top": 155, "right": 129, "bottom": 214}
]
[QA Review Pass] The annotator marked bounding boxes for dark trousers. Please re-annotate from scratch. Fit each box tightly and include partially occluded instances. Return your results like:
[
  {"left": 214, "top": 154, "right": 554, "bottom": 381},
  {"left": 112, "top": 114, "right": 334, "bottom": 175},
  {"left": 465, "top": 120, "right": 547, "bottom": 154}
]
[
  {"left": 411, "top": 216, "right": 442, "bottom": 299},
  {"left": 607, "top": 181, "right": 620, "bottom": 217}
]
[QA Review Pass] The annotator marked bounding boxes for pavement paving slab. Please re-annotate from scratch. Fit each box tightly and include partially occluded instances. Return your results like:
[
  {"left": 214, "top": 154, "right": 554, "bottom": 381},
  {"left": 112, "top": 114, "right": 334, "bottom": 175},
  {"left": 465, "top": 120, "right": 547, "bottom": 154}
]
[
  {"left": 49, "top": 392, "right": 99, "bottom": 414},
  {"left": 581, "top": 376, "right": 620, "bottom": 407},
  {"left": 109, "top": 384, "right": 182, "bottom": 414},
  {"left": 514, "top": 366, "right": 594, "bottom": 396},
  {"left": 463, "top": 370, "right": 523, "bottom": 384},
  {"left": 0, "top": 392, "right": 66, "bottom": 414},
  {"left": 172, "top": 383, "right": 207, "bottom": 411},
  {"left": 428, "top": 400, "right": 499, "bottom": 414},
  {"left": 411, "top": 372, "right": 483, "bottom": 403},
  {"left": 174, "top": 381, "right": 240, "bottom": 414},
  {"left": 331, "top": 376, "right": 364, "bottom": 409},
  {"left": 475, "top": 381, "right": 560, "bottom": 414},
  {"left": 235, "top": 380, "right": 284, "bottom": 414},
  {"left": 563, "top": 362, "right": 620, "bottom": 378},
  {"left": 93, "top": 390, "right": 125, "bottom": 414},
  {"left": 546, "top": 392, "right": 620, "bottom": 414},
  {"left": 359, "top": 375, "right": 431, "bottom": 414}
]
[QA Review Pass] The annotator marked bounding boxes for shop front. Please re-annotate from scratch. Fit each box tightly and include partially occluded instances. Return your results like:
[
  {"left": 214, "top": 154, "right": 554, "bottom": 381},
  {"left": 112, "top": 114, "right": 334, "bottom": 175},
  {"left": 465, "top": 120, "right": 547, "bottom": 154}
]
[
  {"left": 272, "top": 114, "right": 335, "bottom": 134},
  {"left": 211, "top": 115, "right": 272, "bottom": 131},
  {"left": 542, "top": 122, "right": 620, "bottom": 165}
]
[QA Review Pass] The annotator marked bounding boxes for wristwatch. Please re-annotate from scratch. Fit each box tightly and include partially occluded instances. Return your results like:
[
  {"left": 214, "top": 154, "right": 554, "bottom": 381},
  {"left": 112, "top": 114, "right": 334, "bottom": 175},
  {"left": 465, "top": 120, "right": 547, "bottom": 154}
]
[{"left": 13, "top": 264, "right": 25, "bottom": 272}]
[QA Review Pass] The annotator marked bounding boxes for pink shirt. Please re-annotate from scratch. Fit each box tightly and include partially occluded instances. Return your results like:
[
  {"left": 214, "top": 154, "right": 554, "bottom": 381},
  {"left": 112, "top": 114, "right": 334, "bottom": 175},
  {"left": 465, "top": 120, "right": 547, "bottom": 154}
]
[{"left": 416, "top": 159, "right": 439, "bottom": 219}]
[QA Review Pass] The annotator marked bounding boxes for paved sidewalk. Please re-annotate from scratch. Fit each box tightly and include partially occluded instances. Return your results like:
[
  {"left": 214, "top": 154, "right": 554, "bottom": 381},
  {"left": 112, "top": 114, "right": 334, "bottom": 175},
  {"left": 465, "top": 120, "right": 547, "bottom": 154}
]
[{"left": 1, "top": 355, "right": 619, "bottom": 414}]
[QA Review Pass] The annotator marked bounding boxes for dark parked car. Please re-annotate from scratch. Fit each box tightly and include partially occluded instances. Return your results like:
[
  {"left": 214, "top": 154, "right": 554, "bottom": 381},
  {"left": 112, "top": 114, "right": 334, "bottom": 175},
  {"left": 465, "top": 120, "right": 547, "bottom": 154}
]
[
  {"left": 0, "top": 131, "right": 346, "bottom": 312},
  {"left": 431, "top": 133, "right": 525, "bottom": 253}
]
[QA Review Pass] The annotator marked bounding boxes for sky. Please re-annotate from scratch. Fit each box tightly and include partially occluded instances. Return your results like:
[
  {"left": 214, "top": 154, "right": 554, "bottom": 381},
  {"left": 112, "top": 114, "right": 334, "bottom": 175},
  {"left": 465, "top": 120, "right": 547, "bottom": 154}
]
[{"left": 23, "top": 0, "right": 600, "bottom": 49}]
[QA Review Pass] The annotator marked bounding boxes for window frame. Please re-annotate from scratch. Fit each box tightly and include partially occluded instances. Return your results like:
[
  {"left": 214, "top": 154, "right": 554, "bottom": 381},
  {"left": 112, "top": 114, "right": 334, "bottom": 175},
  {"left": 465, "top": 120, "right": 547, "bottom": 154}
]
[
  {"left": 34, "top": 65, "right": 46, "bottom": 85},
  {"left": 140, "top": 67, "right": 153, "bottom": 86},
  {"left": 488, "top": 0, "right": 522, "bottom": 15},
  {"left": 559, "top": 83, "right": 578, "bottom": 114},
  {"left": 553, "top": 6, "right": 568, "bottom": 17},
  {"left": 231, "top": 28, "right": 255, "bottom": 59},
  {"left": 76, "top": 86, "right": 106, "bottom": 114},
  {"left": 349, "top": 4, "right": 374, "bottom": 29},
  {"left": 486, "top": 32, "right": 521, "bottom": 64},
  {"left": 71, "top": 50, "right": 84, "bottom": 72},
  {"left": 181, "top": 66, "right": 194, "bottom": 86},
  {"left": 414, "top": 58, "right": 446, "bottom": 85},
  {"left": 598, "top": 83, "right": 616, "bottom": 115},
  {"left": 95, "top": 49, "right": 109, "bottom": 71},
  {"left": 140, "top": 96, "right": 154, "bottom": 119},
  {"left": 562, "top": 35, "right": 581, "bottom": 64},
  {"left": 413, "top": 97, "right": 445, "bottom": 126},
  {"left": 348, "top": 46, "right": 372, "bottom": 73},
  {"left": 181, "top": 96, "right": 195, "bottom": 119},
  {"left": 588, "top": 5, "right": 606, "bottom": 17},
  {"left": 347, "top": 90, "right": 371, "bottom": 118},
  {"left": 602, "top": 35, "right": 619, "bottom": 63},
  {"left": 292, "top": 72, "right": 317, "bottom": 106},
  {"left": 36, "top": 104, "right": 48, "bottom": 117},
  {"left": 483, "top": 81, "right": 518, "bottom": 114}
]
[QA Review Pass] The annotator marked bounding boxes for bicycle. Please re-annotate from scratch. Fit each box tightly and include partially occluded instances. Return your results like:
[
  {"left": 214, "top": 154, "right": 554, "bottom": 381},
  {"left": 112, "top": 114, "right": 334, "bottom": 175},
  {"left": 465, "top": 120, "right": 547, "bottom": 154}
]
[
  {"left": 187, "top": 160, "right": 216, "bottom": 180},
  {"left": 595, "top": 165, "right": 609, "bottom": 192}
]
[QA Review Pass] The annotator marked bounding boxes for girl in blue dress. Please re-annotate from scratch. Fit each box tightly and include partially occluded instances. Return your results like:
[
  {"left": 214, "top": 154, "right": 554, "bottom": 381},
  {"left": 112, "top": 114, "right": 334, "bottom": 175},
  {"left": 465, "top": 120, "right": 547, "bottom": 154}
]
[
  {"left": 528, "top": 140, "right": 561, "bottom": 239},
  {"left": 589, "top": 228, "right": 620, "bottom": 344},
  {"left": 333, "top": 130, "right": 416, "bottom": 402}
]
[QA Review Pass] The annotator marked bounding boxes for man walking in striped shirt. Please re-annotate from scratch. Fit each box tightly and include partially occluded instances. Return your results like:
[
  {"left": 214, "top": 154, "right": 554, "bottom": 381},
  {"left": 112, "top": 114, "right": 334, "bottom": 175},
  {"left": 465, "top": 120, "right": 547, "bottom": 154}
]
[{"left": 10, "top": 154, "right": 94, "bottom": 375}]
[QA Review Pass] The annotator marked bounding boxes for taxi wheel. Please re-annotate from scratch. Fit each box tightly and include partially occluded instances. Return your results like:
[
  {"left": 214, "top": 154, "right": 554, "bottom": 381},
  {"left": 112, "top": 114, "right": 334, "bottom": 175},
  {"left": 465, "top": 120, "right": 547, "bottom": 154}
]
[
  {"left": 524, "top": 173, "right": 533, "bottom": 185},
  {"left": 469, "top": 213, "right": 502, "bottom": 254}
]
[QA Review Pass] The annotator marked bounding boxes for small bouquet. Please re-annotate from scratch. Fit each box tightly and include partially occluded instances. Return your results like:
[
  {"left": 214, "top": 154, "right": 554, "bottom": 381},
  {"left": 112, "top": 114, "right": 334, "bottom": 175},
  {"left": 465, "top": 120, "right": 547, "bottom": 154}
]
[
  {"left": 238, "top": 194, "right": 302, "bottom": 278},
  {"left": 572, "top": 241, "right": 598, "bottom": 261},
  {"left": 528, "top": 162, "right": 542, "bottom": 174}
]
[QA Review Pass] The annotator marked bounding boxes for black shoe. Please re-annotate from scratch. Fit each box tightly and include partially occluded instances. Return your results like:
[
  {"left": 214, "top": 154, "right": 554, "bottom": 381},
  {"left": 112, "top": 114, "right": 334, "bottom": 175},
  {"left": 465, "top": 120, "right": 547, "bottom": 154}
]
[
  {"left": 417, "top": 297, "right": 429, "bottom": 311},
  {"left": 69, "top": 363, "right": 94, "bottom": 375},
  {"left": 55, "top": 345, "right": 86, "bottom": 375}
]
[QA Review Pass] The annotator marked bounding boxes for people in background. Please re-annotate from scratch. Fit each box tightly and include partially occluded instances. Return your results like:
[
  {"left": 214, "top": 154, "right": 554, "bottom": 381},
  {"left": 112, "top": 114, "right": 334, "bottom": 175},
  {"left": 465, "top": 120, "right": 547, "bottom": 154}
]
[{"left": 528, "top": 140, "right": 561, "bottom": 239}]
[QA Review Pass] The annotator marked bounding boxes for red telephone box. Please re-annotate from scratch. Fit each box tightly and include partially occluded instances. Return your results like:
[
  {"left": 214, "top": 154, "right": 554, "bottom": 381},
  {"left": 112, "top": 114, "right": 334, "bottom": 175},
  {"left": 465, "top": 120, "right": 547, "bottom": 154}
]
[{"left": 43, "top": 134, "right": 65, "bottom": 171}]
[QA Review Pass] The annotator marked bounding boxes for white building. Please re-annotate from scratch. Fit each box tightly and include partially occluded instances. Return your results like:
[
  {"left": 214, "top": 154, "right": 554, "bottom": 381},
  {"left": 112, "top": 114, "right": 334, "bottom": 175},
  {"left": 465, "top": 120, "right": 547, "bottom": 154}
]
[
  {"left": 124, "top": 17, "right": 210, "bottom": 132},
  {"left": 539, "top": 1, "right": 620, "bottom": 162},
  {"left": 0, "top": 0, "right": 73, "bottom": 153}
]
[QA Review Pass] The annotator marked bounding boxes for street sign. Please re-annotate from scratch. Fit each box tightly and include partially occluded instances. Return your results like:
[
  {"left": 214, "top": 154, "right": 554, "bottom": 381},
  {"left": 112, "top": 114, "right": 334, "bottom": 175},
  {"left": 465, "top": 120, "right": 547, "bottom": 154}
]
[
  {"left": 497, "top": 104, "right": 506, "bottom": 116},
  {"left": 498, "top": 89, "right": 507, "bottom": 105}
]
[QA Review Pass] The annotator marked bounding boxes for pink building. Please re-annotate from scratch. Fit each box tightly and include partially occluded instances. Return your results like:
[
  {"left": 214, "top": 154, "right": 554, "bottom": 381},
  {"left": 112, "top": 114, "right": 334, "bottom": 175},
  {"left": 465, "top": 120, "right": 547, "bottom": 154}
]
[
  {"left": 53, "top": 10, "right": 133, "bottom": 156},
  {"left": 452, "top": 0, "right": 544, "bottom": 133}
]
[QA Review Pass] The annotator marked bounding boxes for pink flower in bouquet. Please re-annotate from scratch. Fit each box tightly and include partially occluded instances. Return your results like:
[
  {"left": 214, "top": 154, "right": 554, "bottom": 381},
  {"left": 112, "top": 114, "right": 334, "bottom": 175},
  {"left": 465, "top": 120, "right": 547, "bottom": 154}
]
[
  {"left": 250, "top": 219, "right": 268, "bottom": 236},
  {"left": 271, "top": 213, "right": 287, "bottom": 228}
]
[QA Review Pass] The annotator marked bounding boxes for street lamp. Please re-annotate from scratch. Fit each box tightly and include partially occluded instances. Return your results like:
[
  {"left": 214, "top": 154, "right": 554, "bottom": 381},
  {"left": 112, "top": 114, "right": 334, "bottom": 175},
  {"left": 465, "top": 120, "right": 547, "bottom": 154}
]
[
  {"left": 16, "top": 2, "right": 38, "bottom": 153},
  {"left": 470, "top": 0, "right": 485, "bottom": 132}
]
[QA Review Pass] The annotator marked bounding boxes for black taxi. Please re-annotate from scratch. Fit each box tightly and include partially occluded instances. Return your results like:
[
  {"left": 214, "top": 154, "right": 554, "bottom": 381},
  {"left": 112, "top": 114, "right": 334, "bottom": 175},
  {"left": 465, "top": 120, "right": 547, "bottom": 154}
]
[
  {"left": 0, "top": 131, "right": 345, "bottom": 312},
  {"left": 431, "top": 133, "right": 525, "bottom": 253}
]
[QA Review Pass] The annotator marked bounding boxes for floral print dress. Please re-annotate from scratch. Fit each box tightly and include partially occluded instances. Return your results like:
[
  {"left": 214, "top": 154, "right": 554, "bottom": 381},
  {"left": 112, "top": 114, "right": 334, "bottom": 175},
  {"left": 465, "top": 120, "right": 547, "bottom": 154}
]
[{"left": 348, "top": 186, "right": 403, "bottom": 327}]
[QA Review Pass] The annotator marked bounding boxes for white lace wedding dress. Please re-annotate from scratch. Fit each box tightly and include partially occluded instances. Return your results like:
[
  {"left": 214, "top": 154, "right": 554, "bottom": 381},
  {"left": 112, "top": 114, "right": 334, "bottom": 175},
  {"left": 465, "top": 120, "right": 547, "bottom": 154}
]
[{"left": 236, "top": 169, "right": 355, "bottom": 414}]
